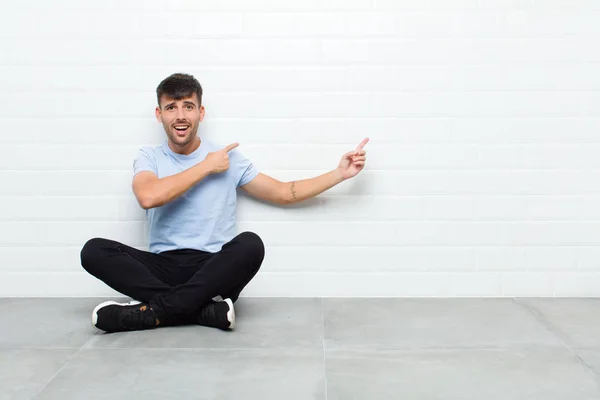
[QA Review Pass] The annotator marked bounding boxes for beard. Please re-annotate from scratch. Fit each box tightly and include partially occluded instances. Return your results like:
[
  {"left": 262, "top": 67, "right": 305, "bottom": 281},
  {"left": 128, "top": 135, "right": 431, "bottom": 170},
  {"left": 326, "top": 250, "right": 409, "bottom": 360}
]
[{"left": 164, "top": 120, "right": 199, "bottom": 148}]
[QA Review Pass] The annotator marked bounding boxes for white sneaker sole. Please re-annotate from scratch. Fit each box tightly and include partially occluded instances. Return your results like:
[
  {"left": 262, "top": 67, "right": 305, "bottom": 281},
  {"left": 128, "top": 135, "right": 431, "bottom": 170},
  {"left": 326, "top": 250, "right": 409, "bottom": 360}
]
[
  {"left": 224, "top": 298, "right": 235, "bottom": 330},
  {"left": 91, "top": 300, "right": 141, "bottom": 329}
]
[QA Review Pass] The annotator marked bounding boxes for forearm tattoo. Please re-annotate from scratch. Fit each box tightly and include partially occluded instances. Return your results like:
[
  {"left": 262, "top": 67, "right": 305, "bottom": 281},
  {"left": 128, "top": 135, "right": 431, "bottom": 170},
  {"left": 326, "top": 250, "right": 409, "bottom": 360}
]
[{"left": 290, "top": 181, "right": 297, "bottom": 201}]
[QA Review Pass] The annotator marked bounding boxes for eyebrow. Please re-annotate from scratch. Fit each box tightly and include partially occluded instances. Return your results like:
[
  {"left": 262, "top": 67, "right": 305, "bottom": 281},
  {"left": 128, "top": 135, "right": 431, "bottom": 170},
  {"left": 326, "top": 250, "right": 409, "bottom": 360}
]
[{"left": 164, "top": 101, "right": 197, "bottom": 108}]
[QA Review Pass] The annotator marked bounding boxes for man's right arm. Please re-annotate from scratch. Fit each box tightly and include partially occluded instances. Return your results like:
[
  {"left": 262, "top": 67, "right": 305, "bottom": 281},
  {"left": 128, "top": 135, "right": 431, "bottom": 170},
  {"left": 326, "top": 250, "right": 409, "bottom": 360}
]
[
  {"left": 132, "top": 142, "right": 239, "bottom": 210},
  {"left": 132, "top": 162, "right": 211, "bottom": 210}
]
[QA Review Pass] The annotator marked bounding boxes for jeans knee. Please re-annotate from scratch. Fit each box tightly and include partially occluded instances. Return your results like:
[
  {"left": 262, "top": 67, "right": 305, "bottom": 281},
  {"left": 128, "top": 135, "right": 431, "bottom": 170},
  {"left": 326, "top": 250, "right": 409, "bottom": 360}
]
[
  {"left": 238, "top": 231, "right": 265, "bottom": 264},
  {"left": 80, "top": 237, "right": 108, "bottom": 275}
]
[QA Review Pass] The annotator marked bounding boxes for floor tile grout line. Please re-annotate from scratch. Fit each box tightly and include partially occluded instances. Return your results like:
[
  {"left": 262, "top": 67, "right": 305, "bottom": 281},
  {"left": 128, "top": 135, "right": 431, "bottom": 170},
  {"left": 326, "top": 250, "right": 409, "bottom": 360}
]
[
  {"left": 31, "top": 334, "right": 98, "bottom": 399},
  {"left": 513, "top": 297, "right": 598, "bottom": 377},
  {"left": 321, "top": 297, "right": 328, "bottom": 400},
  {"left": 78, "top": 346, "right": 324, "bottom": 351},
  {"left": 0, "top": 346, "right": 90, "bottom": 351},
  {"left": 81, "top": 330, "right": 102, "bottom": 351},
  {"left": 37, "top": 345, "right": 571, "bottom": 352},
  {"left": 324, "top": 345, "right": 571, "bottom": 353}
]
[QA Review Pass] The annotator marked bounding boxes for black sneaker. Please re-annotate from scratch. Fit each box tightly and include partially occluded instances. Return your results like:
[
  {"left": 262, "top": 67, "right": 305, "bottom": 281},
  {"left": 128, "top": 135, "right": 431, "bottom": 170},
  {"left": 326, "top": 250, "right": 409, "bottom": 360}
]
[
  {"left": 196, "top": 298, "right": 235, "bottom": 330},
  {"left": 92, "top": 300, "right": 158, "bottom": 333}
]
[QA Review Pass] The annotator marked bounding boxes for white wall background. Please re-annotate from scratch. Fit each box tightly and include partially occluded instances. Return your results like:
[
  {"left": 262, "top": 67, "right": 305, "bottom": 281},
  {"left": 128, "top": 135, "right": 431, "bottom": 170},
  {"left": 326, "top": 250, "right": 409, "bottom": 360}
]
[{"left": 1, "top": 0, "right": 600, "bottom": 297}]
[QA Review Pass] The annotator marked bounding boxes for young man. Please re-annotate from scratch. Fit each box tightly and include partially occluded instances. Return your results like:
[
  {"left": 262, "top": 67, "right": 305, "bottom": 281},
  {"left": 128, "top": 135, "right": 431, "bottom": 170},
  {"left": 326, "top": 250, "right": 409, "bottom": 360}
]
[{"left": 80, "top": 73, "right": 368, "bottom": 334}]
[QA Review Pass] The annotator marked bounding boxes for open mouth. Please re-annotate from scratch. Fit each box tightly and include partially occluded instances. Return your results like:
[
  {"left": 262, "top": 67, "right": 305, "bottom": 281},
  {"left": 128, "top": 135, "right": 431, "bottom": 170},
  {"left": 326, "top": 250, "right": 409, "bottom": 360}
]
[{"left": 173, "top": 125, "right": 190, "bottom": 136}]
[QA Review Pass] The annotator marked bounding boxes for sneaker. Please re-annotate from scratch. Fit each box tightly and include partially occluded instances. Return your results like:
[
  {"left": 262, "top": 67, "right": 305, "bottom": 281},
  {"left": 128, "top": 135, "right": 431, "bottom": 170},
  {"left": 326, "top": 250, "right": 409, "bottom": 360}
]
[
  {"left": 92, "top": 300, "right": 157, "bottom": 333},
  {"left": 196, "top": 298, "right": 235, "bottom": 330}
]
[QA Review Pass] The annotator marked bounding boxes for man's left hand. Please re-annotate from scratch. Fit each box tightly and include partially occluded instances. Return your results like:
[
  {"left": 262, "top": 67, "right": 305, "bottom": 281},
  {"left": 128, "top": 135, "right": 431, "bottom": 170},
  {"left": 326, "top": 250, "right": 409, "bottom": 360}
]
[{"left": 337, "top": 137, "right": 369, "bottom": 180}]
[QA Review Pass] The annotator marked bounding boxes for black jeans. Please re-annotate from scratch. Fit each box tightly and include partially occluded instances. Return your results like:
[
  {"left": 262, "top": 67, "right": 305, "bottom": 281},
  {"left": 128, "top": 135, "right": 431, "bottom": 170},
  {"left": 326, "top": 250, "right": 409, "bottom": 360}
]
[{"left": 80, "top": 231, "right": 264, "bottom": 325}]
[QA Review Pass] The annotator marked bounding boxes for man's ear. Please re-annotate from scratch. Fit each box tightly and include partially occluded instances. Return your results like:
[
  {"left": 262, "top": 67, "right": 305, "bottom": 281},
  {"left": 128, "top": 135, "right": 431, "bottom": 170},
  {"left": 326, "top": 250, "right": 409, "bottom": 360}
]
[
  {"left": 155, "top": 106, "right": 162, "bottom": 122},
  {"left": 199, "top": 105, "right": 205, "bottom": 122}
]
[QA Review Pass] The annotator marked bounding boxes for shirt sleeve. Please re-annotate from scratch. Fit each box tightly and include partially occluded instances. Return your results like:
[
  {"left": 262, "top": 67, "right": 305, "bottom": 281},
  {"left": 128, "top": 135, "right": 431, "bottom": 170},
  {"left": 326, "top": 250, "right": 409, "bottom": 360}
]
[
  {"left": 133, "top": 147, "right": 157, "bottom": 177},
  {"left": 231, "top": 149, "right": 260, "bottom": 187}
]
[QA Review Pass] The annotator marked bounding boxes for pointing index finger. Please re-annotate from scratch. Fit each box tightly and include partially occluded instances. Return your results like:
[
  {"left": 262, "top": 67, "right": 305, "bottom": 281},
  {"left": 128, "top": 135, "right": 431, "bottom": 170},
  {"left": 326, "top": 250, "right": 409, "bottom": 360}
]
[
  {"left": 224, "top": 142, "right": 239, "bottom": 152},
  {"left": 356, "top": 137, "right": 369, "bottom": 150}
]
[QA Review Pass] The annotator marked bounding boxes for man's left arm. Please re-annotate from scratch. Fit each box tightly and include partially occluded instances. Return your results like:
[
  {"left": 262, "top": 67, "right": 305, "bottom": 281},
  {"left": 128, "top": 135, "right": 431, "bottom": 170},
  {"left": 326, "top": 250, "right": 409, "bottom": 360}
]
[{"left": 240, "top": 138, "right": 369, "bottom": 205}]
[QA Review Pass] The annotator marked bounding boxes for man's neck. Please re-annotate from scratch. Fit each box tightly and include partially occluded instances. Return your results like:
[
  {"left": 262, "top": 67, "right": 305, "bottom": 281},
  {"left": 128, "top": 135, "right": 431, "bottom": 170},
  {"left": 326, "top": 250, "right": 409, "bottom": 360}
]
[{"left": 168, "top": 136, "right": 201, "bottom": 155}]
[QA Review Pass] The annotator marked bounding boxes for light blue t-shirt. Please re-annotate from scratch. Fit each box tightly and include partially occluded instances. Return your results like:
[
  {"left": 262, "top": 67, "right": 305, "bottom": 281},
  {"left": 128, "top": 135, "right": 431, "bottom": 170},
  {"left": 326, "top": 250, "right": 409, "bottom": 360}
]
[{"left": 132, "top": 139, "right": 259, "bottom": 254}]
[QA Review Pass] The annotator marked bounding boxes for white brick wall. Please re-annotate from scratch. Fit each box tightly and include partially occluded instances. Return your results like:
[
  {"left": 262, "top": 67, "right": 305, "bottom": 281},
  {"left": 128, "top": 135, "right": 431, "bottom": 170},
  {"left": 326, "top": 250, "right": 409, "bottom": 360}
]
[{"left": 1, "top": 0, "right": 600, "bottom": 297}]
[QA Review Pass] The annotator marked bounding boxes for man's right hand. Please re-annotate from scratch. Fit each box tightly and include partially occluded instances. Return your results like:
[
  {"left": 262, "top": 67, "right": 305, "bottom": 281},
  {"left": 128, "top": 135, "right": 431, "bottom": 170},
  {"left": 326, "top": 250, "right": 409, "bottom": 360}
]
[{"left": 204, "top": 143, "right": 239, "bottom": 174}]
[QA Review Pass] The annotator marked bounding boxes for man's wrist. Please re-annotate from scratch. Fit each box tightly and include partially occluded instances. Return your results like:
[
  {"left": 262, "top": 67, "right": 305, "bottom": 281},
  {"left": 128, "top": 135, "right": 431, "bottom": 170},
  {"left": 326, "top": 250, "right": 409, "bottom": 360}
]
[
  {"left": 333, "top": 167, "right": 346, "bottom": 183},
  {"left": 195, "top": 161, "right": 213, "bottom": 178}
]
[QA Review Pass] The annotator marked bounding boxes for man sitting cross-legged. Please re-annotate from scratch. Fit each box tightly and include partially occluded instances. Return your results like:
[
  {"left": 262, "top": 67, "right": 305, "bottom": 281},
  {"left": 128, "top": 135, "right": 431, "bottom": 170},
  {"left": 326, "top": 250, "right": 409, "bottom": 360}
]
[{"left": 80, "top": 73, "right": 369, "bottom": 333}]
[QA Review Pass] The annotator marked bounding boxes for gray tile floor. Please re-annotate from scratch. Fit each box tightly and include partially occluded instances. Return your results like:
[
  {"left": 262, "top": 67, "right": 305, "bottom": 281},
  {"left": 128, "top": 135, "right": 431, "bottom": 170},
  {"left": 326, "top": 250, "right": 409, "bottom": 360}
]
[{"left": 2, "top": 298, "right": 600, "bottom": 399}]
